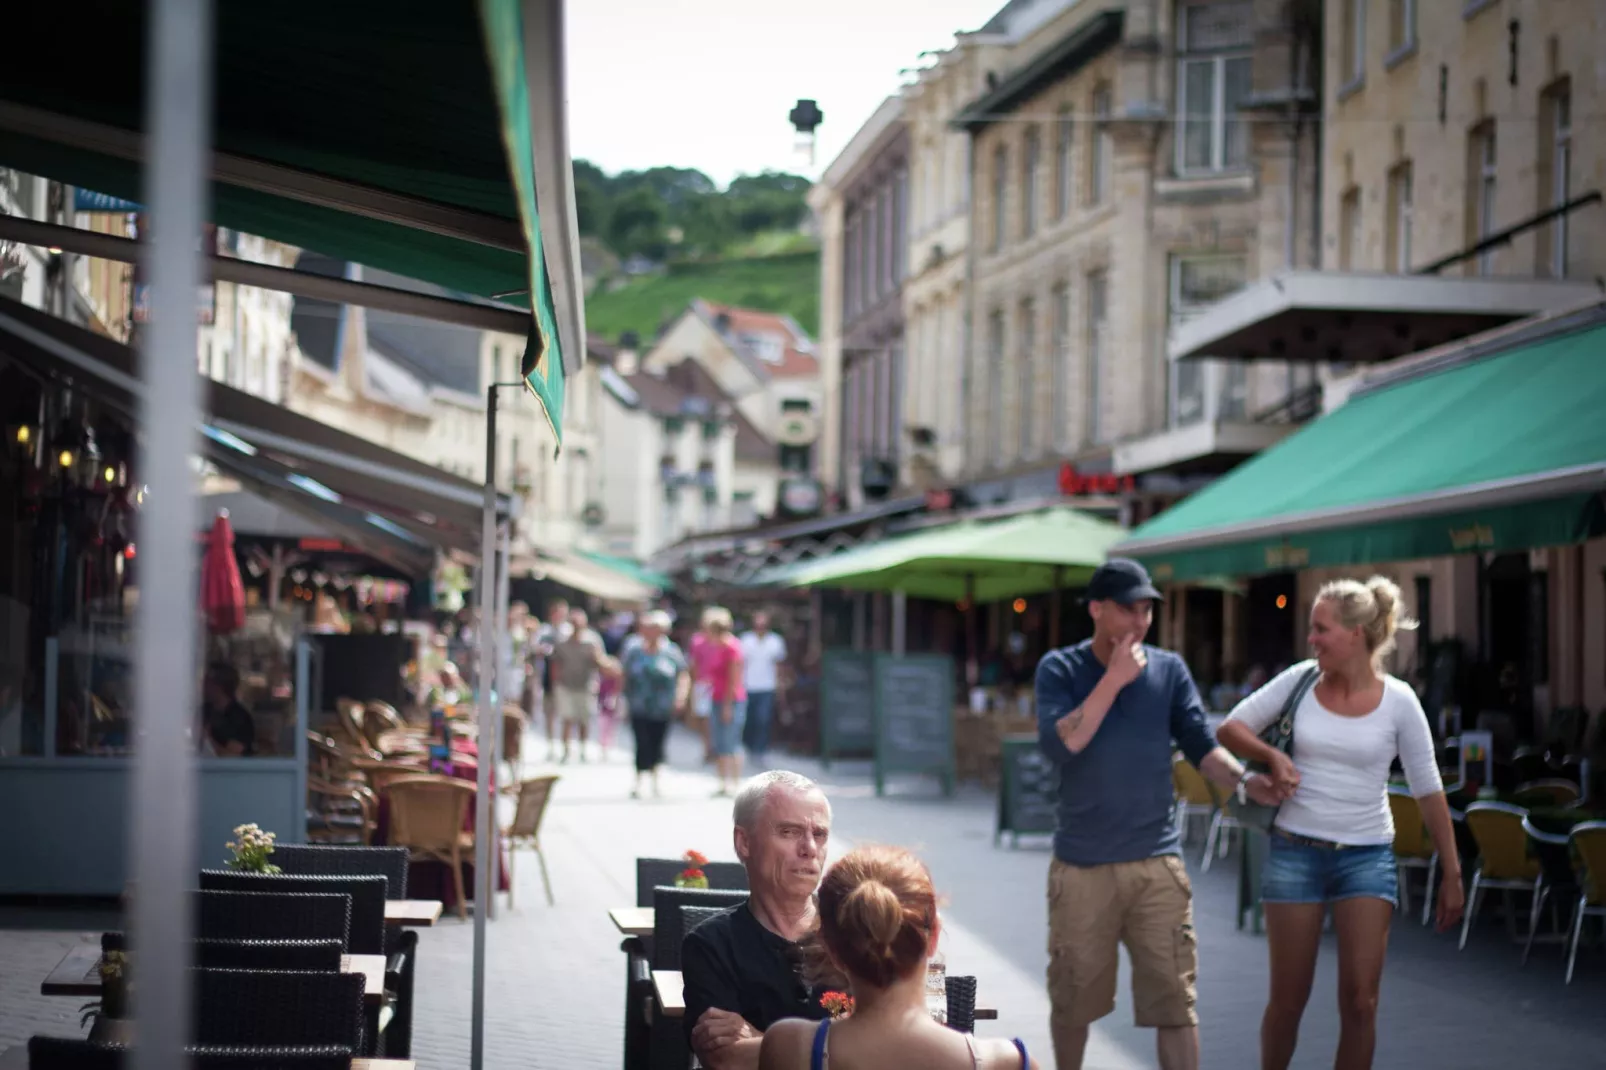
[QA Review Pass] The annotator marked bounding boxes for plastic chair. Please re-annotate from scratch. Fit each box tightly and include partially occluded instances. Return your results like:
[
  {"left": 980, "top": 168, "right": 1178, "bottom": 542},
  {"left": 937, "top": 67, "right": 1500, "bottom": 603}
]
[
  {"left": 1171, "top": 755, "right": 1217, "bottom": 850},
  {"left": 1388, "top": 788, "right": 1439, "bottom": 926},
  {"left": 1520, "top": 814, "right": 1578, "bottom": 966},
  {"left": 503, "top": 774, "right": 559, "bottom": 907},
  {"left": 1174, "top": 758, "right": 1235, "bottom": 872},
  {"left": 1459, "top": 802, "right": 1542, "bottom": 950},
  {"left": 1565, "top": 821, "right": 1606, "bottom": 983}
]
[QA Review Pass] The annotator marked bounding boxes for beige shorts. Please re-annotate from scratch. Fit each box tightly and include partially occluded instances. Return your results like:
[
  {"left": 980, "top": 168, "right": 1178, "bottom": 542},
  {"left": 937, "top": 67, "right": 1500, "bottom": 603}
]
[
  {"left": 1046, "top": 855, "right": 1198, "bottom": 1038},
  {"left": 551, "top": 686, "right": 596, "bottom": 724}
]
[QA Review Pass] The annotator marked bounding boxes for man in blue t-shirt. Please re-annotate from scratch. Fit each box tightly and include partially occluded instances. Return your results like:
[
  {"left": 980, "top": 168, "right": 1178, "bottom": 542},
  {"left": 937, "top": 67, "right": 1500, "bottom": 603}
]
[{"left": 1036, "top": 558, "right": 1285, "bottom": 1070}]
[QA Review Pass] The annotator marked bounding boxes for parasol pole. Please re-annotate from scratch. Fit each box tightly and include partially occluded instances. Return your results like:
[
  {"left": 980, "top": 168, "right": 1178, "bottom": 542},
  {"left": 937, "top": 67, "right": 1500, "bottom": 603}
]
[
  {"left": 964, "top": 573, "right": 978, "bottom": 688},
  {"left": 1049, "top": 565, "right": 1064, "bottom": 649}
]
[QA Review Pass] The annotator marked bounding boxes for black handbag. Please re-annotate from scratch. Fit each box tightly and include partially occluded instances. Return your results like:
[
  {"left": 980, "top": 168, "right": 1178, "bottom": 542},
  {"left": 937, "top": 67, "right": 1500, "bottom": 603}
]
[{"left": 1232, "top": 666, "right": 1319, "bottom": 833}]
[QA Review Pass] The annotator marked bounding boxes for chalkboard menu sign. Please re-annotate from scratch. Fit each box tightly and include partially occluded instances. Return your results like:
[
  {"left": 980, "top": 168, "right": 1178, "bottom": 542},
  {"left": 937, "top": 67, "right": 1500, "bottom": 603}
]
[
  {"left": 872, "top": 654, "right": 956, "bottom": 796},
  {"left": 995, "top": 735, "right": 1060, "bottom": 846},
  {"left": 819, "top": 650, "right": 875, "bottom": 765}
]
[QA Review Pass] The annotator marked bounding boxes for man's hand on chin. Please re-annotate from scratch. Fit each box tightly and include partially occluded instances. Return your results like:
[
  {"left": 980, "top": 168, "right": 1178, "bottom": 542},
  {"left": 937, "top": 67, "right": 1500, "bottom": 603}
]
[{"left": 692, "top": 1008, "right": 760, "bottom": 1068}]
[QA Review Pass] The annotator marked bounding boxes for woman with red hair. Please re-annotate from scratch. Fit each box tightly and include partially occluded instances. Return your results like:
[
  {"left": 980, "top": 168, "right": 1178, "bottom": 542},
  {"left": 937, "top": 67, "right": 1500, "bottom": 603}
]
[{"left": 759, "top": 845, "right": 1036, "bottom": 1070}]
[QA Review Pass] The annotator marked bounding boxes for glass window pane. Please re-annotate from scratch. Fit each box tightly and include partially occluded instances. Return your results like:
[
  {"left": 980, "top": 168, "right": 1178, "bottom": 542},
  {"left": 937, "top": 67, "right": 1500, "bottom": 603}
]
[
  {"left": 1223, "top": 57, "right": 1253, "bottom": 167},
  {"left": 1180, "top": 60, "right": 1216, "bottom": 171},
  {"left": 1173, "top": 361, "right": 1205, "bottom": 426},
  {"left": 1183, "top": 1, "right": 1254, "bottom": 50}
]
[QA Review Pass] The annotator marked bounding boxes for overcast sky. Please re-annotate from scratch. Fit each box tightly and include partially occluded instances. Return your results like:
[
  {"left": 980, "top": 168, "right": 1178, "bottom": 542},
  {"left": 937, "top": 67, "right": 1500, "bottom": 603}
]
[{"left": 566, "top": 0, "right": 1006, "bottom": 187}]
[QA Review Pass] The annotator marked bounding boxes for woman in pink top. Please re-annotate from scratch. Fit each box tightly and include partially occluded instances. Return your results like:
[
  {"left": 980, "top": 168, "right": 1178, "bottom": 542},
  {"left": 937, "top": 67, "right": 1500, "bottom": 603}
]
[{"left": 693, "top": 606, "right": 747, "bottom": 796}]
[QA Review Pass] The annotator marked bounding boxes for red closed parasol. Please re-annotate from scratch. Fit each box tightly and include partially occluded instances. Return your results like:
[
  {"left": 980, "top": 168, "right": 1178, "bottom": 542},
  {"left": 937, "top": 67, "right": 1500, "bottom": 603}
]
[{"left": 201, "top": 511, "right": 246, "bottom": 634}]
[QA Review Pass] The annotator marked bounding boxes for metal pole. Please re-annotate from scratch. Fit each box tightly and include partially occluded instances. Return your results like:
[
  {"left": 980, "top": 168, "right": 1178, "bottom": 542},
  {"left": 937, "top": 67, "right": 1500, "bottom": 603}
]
[
  {"left": 891, "top": 590, "right": 907, "bottom": 656},
  {"left": 131, "top": 2, "right": 211, "bottom": 1069},
  {"left": 471, "top": 384, "right": 499, "bottom": 1070},
  {"left": 490, "top": 520, "right": 512, "bottom": 921}
]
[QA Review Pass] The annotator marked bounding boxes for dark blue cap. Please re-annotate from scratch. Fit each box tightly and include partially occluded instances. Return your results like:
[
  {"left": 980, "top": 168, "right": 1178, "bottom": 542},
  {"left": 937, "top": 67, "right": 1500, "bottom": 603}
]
[{"left": 1086, "top": 557, "right": 1164, "bottom": 605}]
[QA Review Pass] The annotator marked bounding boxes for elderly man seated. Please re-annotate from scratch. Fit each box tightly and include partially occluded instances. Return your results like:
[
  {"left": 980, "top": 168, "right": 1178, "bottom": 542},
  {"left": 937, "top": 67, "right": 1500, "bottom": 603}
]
[{"left": 682, "top": 770, "right": 833, "bottom": 1070}]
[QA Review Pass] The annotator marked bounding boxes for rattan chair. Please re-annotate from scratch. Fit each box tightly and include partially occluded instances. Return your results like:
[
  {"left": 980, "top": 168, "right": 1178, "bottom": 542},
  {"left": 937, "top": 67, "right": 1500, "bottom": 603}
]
[
  {"left": 945, "top": 974, "right": 979, "bottom": 1034},
  {"left": 650, "top": 887, "right": 747, "bottom": 969},
  {"left": 306, "top": 777, "right": 377, "bottom": 844},
  {"left": 271, "top": 844, "right": 409, "bottom": 899},
  {"left": 501, "top": 703, "right": 528, "bottom": 778},
  {"left": 101, "top": 931, "right": 344, "bottom": 973},
  {"left": 1460, "top": 802, "right": 1543, "bottom": 950},
  {"left": 1388, "top": 788, "right": 1439, "bottom": 925},
  {"left": 635, "top": 857, "right": 749, "bottom": 907},
  {"left": 190, "top": 967, "right": 365, "bottom": 1051},
  {"left": 26, "top": 1038, "right": 356, "bottom": 1069},
  {"left": 193, "top": 890, "right": 351, "bottom": 948},
  {"left": 199, "top": 871, "right": 388, "bottom": 956},
  {"left": 503, "top": 774, "right": 558, "bottom": 907},
  {"left": 384, "top": 773, "right": 476, "bottom": 920}
]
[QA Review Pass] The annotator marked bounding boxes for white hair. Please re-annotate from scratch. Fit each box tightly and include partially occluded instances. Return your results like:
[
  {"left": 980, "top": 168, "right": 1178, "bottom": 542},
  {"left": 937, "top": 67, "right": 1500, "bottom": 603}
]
[
  {"left": 640, "top": 609, "right": 671, "bottom": 630},
  {"left": 733, "top": 770, "right": 823, "bottom": 831}
]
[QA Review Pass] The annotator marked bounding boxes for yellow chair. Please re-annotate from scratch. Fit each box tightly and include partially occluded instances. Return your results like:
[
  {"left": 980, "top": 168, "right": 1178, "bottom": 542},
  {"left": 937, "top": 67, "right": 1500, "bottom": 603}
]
[
  {"left": 1515, "top": 778, "right": 1581, "bottom": 808},
  {"left": 1460, "top": 801, "right": 1542, "bottom": 950},
  {"left": 1174, "top": 756, "right": 1235, "bottom": 872},
  {"left": 1565, "top": 821, "right": 1606, "bottom": 983},
  {"left": 1389, "top": 788, "right": 1439, "bottom": 926}
]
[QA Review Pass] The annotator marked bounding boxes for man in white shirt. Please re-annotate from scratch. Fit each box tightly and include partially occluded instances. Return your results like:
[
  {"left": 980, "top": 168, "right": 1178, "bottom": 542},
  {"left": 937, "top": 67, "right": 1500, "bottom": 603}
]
[{"left": 739, "top": 612, "right": 787, "bottom": 765}]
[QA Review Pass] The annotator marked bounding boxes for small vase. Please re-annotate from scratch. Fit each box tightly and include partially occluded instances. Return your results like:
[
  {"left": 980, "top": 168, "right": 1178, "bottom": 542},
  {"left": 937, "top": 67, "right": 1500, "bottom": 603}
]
[{"left": 89, "top": 1016, "right": 134, "bottom": 1045}]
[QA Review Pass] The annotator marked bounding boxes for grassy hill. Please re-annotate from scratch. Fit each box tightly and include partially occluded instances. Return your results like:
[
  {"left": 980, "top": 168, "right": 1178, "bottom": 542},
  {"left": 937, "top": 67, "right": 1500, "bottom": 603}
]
[{"left": 586, "top": 250, "right": 819, "bottom": 345}]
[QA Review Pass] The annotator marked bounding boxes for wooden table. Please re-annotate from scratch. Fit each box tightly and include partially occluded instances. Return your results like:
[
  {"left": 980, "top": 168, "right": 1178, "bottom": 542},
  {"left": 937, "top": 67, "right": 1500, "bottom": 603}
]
[
  {"left": 650, "top": 970, "right": 997, "bottom": 1021},
  {"left": 609, "top": 906, "right": 654, "bottom": 938},
  {"left": 42, "top": 946, "right": 387, "bottom": 1007},
  {"left": 385, "top": 899, "right": 444, "bottom": 926}
]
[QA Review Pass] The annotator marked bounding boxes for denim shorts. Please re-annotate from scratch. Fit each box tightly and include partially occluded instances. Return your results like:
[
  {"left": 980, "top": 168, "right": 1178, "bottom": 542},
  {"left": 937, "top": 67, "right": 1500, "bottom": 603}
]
[
  {"left": 1261, "top": 829, "right": 1399, "bottom": 907},
  {"left": 709, "top": 699, "right": 748, "bottom": 757}
]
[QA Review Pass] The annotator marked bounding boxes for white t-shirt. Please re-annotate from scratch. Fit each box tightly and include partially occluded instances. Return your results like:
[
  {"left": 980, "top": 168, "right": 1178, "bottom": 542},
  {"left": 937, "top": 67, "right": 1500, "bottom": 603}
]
[
  {"left": 1224, "top": 661, "right": 1443, "bottom": 846},
  {"left": 739, "top": 630, "right": 787, "bottom": 692}
]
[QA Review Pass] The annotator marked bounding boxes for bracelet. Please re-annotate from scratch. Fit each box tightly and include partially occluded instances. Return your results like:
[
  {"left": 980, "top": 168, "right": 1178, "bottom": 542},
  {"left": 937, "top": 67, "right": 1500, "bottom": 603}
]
[{"left": 1235, "top": 769, "right": 1254, "bottom": 804}]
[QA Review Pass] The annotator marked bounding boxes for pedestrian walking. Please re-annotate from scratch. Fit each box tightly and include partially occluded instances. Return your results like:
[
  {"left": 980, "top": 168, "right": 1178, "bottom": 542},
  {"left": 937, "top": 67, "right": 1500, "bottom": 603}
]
[
  {"left": 1035, "top": 557, "right": 1284, "bottom": 1070},
  {"left": 548, "top": 607, "right": 618, "bottom": 763},
  {"left": 1216, "top": 576, "right": 1463, "bottom": 1070},
  {"left": 740, "top": 610, "right": 787, "bottom": 767},
  {"left": 532, "top": 598, "right": 571, "bottom": 762},
  {"left": 692, "top": 606, "right": 747, "bottom": 796},
  {"left": 621, "top": 610, "right": 688, "bottom": 798}
]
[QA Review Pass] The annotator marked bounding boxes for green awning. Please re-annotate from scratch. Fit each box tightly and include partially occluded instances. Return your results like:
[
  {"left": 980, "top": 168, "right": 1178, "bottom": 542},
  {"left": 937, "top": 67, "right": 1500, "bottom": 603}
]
[
  {"left": 787, "top": 507, "right": 1126, "bottom": 602},
  {"left": 579, "top": 551, "right": 671, "bottom": 592},
  {"left": 1116, "top": 317, "right": 1606, "bottom": 582},
  {"left": 1, "top": 0, "right": 575, "bottom": 443}
]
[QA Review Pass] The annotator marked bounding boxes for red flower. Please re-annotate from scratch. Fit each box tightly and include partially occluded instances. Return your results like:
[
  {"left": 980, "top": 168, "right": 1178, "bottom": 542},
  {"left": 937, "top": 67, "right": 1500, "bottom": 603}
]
[
  {"left": 685, "top": 849, "right": 709, "bottom": 867},
  {"left": 680, "top": 867, "right": 706, "bottom": 882},
  {"left": 819, "top": 991, "right": 855, "bottom": 1019}
]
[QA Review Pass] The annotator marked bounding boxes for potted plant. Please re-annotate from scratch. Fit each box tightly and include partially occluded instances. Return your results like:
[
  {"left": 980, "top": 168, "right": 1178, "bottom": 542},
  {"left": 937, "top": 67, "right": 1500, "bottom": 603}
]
[
  {"left": 819, "top": 990, "right": 855, "bottom": 1020},
  {"left": 225, "top": 823, "right": 281, "bottom": 873},
  {"left": 673, "top": 849, "right": 710, "bottom": 889},
  {"left": 83, "top": 951, "right": 133, "bottom": 1043}
]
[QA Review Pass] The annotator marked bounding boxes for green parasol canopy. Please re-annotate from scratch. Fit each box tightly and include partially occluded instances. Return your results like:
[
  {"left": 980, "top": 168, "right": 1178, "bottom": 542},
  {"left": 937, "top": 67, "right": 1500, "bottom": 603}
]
[{"left": 785, "top": 507, "right": 1126, "bottom": 602}]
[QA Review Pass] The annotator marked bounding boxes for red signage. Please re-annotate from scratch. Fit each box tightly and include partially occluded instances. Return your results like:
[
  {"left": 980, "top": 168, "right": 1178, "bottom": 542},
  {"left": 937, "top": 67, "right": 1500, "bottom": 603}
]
[
  {"left": 1058, "top": 463, "right": 1135, "bottom": 497},
  {"left": 298, "top": 537, "right": 351, "bottom": 552},
  {"left": 924, "top": 488, "right": 954, "bottom": 511}
]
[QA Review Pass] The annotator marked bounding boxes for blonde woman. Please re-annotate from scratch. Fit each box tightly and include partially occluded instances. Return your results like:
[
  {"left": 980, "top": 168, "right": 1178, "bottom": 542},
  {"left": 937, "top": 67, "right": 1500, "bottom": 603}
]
[
  {"left": 691, "top": 606, "right": 747, "bottom": 795},
  {"left": 1217, "top": 577, "right": 1464, "bottom": 1070}
]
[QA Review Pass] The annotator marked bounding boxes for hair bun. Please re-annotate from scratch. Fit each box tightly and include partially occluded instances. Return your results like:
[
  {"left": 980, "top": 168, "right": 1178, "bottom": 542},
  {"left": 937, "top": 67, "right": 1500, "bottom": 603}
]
[
  {"left": 1365, "top": 575, "right": 1416, "bottom": 631},
  {"left": 841, "top": 879, "right": 903, "bottom": 950}
]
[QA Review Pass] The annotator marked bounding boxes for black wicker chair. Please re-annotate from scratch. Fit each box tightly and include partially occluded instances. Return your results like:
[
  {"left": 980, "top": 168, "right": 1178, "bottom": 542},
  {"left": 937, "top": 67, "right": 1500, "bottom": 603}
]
[
  {"left": 270, "top": 844, "right": 410, "bottom": 899},
  {"left": 26, "top": 1038, "right": 356, "bottom": 1069},
  {"left": 649, "top": 887, "right": 747, "bottom": 969},
  {"left": 193, "top": 890, "right": 351, "bottom": 948},
  {"left": 198, "top": 872, "right": 387, "bottom": 955},
  {"left": 190, "top": 967, "right": 366, "bottom": 1052},
  {"left": 100, "top": 932, "right": 344, "bottom": 973},
  {"left": 945, "top": 974, "right": 979, "bottom": 1034},
  {"left": 635, "top": 858, "right": 748, "bottom": 907},
  {"left": 621, "top": 933, "right": 652, "bottom": 1070}
]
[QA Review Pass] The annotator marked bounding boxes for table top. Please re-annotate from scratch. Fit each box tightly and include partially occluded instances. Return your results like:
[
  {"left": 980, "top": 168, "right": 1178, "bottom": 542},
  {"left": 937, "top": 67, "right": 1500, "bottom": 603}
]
[
  {"left": 0, "top": 1045, "right": 410, "bottom": 1069},
  {"left": 650, "top": 970, "right": 997, "bottom": 1022},
  {"left": 385, "top": 899, "right": 443, "bottom": 926},
  {"left": 42, "top": 946, "right": 387, "bottom": 1006},
  {"left": 609, "top": 906, "right": 654, "bottom": 937}
]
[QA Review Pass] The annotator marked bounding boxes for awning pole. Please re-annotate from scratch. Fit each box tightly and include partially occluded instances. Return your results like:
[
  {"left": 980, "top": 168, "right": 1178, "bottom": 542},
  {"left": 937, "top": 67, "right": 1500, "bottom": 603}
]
[
  {"left": 491, "top": 519, "right": 513, "bottom": 921},
  {"left": 131, "top": 2, "right": 212, "bottom": 1069},
  {"left": 471, "top": 384, "right": 500, "bottom": 1070},
  {"left": 1050, "top": 564, "right": 1064, "bottom": 649}
]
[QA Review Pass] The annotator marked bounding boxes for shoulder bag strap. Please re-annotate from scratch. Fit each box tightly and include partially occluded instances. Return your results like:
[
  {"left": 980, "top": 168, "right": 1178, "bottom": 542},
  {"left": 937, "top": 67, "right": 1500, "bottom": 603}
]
[{"left": 1278, "top": 667, "right": 1321, "bottom": 755}]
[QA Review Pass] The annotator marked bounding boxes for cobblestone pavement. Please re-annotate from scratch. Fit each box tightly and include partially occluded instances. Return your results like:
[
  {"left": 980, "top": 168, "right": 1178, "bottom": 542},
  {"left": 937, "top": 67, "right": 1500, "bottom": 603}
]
[{"left": 4, "top": 724, "right": 1605, "bottom": 1068}]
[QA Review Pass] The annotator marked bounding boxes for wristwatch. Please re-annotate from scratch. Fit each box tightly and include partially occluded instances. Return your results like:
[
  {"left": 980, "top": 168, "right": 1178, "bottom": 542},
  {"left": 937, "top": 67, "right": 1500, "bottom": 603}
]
[{"left": 1235, "top": 769, "right": 1256, "bottom": 805}]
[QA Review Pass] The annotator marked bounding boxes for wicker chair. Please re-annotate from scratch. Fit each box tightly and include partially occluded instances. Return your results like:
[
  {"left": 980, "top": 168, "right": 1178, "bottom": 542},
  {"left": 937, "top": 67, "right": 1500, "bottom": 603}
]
[
  {"left": 191, "top": 967, "right": 365, "bottom": 1051},
  {"left": 503, "top": 775, "right": 558, "bottom": 907},
  {"left": 199, "top": 872, "right": 388, "bottom": 956},
  {"left": 644, "top": 902, "right": 735, "bottom": 1070},
  {"left": 385, "top": 773, "right": 477, "bottom": 920},
  {"left": 501, "top": 703, "right": 528, "bottom": 778},
  {"left": 194, "top": 890, "right": 351, "bottom": 948},
  {"left": 305, "top": 777, "right": 377, "bottom": 844},
  {"left": 101, "top": 932, "right": 344, "bottom": 973},
  {"left": 271, "top": 844, "right": 409, "bottom": 899},
  {"left": 650, "top": 887, "right": 747, "bottom": 969},
  {"left": 945, "top": 974, "right": 979, "bottom": 1034},
  {"left": 26, "top": 1038, "right": 356, "bottom": 1069},
  {"left": 635, "top": 857, "right": 749, "bottom": 907}
]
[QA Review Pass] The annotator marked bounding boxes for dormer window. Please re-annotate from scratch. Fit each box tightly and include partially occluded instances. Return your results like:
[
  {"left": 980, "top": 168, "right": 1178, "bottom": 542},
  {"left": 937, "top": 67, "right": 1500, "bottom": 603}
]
[{"left": 739, "top": 331, "right": 786, "bottom": 364}]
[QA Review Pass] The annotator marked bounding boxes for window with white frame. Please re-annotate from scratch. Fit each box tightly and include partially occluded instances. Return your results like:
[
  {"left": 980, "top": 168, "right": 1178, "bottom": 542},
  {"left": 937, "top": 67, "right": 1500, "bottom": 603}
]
[
  {"left": 1086, "top": 271, "right": 1108, "bottom": 445},
  {"left": 1018, "top": 298, "right": 1037, "bottom": 457},
  {"left": 1388, "top": 0, "right": 1415, "bottom": 55},
  {"left": 991, "top": 145, "right": 1009, "bottom": 251},
  {"left": 1055, "top": 108, "right": 1073, "bottom": 220},
  {"left": 1051, "top": 282, "right": 1071, "bottom": 447},
  {"left": 1168, "top": 255, "right": 1248, "bottom": 427},
  {"left": 1341, "top": 0, "right": 1365, "bottom": 87},
  {"left": 1547, "top": 83, "right": 1572, "bottom": 277},
  {"left": 1176, "top": 2, "right": 1253, "bottom": 174},
  {"left": 1088, "top": 86, "right": 1111, "bottom": 204},
  {"left": 987, "top": 309, "right": 1006, "bottom": 465},
  {"left": 1339, "top": 186, "right": 1361, "bottom": 270},
  {"left": 1472, "top": 122, "right": 1497, "bottom": 275},
  {"left": 1387, "top": 162, "right": 1413, "bottom": 272},
  {"left": 1022, "top": 127, "right": 1041, "bottom": 238}
]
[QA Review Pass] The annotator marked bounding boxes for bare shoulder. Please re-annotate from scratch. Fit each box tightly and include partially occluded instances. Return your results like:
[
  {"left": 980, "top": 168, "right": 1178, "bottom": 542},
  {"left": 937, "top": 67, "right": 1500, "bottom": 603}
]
[
  {"left": 976, "top": 1037, "right": 1037, "bottom": 1070},
  {"left": 757, "top": 1018, "right": 818, "bottom": 1070}
]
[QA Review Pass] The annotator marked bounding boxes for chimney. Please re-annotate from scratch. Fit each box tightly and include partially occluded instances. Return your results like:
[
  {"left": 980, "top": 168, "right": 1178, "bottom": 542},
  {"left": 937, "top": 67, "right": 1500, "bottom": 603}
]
[{"left": 615, "top": 330, "right": 640, "bottom": 375}]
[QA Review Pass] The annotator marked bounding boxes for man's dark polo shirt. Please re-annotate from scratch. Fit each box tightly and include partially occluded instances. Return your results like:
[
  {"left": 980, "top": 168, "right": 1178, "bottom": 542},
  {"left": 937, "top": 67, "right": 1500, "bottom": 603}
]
[{"left": 680, "top": 901, "right": 828, "bottom": 1044}]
